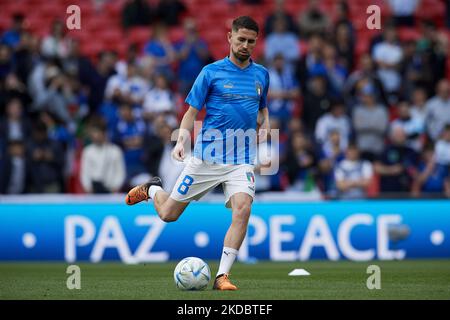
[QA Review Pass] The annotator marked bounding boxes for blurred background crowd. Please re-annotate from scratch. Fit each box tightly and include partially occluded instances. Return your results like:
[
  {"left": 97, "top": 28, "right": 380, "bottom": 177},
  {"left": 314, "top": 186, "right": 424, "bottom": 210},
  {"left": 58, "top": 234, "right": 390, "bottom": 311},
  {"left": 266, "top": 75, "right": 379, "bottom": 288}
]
[{"left": 1, "top": 0, "right": 450, "bottom": 199}]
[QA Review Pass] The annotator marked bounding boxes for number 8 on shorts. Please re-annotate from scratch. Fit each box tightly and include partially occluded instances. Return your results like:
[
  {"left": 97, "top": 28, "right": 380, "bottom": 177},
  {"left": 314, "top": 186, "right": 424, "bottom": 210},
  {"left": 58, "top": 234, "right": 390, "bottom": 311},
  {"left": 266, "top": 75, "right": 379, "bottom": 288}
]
[{"left": 177, "top": 175, "right": 194, "bottom": 195}]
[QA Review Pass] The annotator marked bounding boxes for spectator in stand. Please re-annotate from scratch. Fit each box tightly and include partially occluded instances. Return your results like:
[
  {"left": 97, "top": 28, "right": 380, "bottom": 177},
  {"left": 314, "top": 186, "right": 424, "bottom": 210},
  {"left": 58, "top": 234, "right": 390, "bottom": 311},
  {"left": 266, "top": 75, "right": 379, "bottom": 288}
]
[
  {"left": 387, "top": 0, "right": 420, "bottom": 27},
  {"left": 390, "top": 101, "right": 425, "bottom": 152},
  {"left": 267, "top": 54, "right": 300, "bottom": 127},
  {"left": 374, "top": 126, "right": 419, "bottom": 194},
  {"left": 334, "top": 21, "right": 355, "bottom": 72},
  {"left": 143, "top": 23, "right": 176, "bottom": 78},
  {"left": 264, "top": 0, "right": 298, "bottom": 36},
  {"left": 333, "top": 1, "right": 355, "bottom": 41},
  {"left": 416, "top": 22, "right": 449, "bottom": 94},
  {"left": 174, "top": 18, "right": 209, "bottom": 96},
  {"left": 284, "top": 131, "right": 317, "bottom": 192},
  {"left": 255, "top": 118, "right": 285, "bottom": 192},
  {"left": 28, "top": 59, "right": 75, "bottom": 124},
  {"left": 39, "top": 110, "right": 74, "bottom": 152},
  {"left": 372, "top": 23, "right": 403, "bottom": 103},
  {"left": 302, "top": 73, "right": 332, "bottom": 136},
  {"left": 155, "top": 0, "right": 187, "bottom": 27},
  {"left": 13, "top": 31, "right": 41, "bottom": 85},
  {"left": 143, "top": 73, "right": 177, "bottom": 127},
  {"left": 81, "top": 117, "right": 126, "bottom": 193},
  {"left": 411, "top": 143, "right": 449, "bottom": 197},
  {"left": 142, "top": 115, "right": 165, "bottom": 178},
  {"left": 0, "top": 72, "right": 32, "bottom": 115},
  {"left": 41, "top": 19, "right": 72, "bottom": 60},
  {"left": 104, "top": 62, "right": 149, "bottom": 107},
  {"left": 83, "top": 50, "right": 118, "bottom": 113},
  {"left": 264, "top": 16, "right": 300, "bottom": 66},
  {"left": 424, "top": 79, "right": 450, "bottom": 142},
  {"left": 154, "top": 119, "right": 185, "bottom": 190},
  {"left": 321, "top": 43, "right": 347, "bottom": 97},
  {"left": 116, "top": 44, "right": 141, "bottom": 78},
  {"left": 1, "top": 13, "right": 25, "bottom": 49},
  {"left": 27, "top": 121, "right": 65, "bottom": 193},
  {"left": 430, "top": 32, "right": 449, "bottom": 89},
  {"left": 400, "top": 39, "right": 432, "bottom": 99},
  {"left": 113, "top": 102, "right": 147, "bottom": 184},
  {"left": 121, "top": 0, "right": 154, "bottom": 30},
  {"left": 435, "top": 124, "right": 450, "bottom": 197},
  {"left": 318, "top": 129, "right": 346, "bottom": 197},
  {"left": 315, "top": 99, "right": 351, "bottom": 148},
  {"left": 0, "top": 97, "right": 31, "bottom": 143},
  {"left": 352, "top": 83, "right": 388, "bottom": 161},
  {"left": 297, "top": 0, "right": 330, "bottom": 38},
  {"left": 0, "top": 140, "right": 28, "bottom": 194},
  {"left": 410, "top": 86, "right": 428, "bottom": 125},
  {"left": 0, "top": 45, "right": 14, "bottom": 81},
  {"left": 343, "top": 54, "right": 389, "bottom": 109},
  {"left": 435, "top": 124, "right": 450, "bottom": 164},
  {"left": 334, "top": 142, "right": 373, "bottom": 199},
  {"left": 295, "top": 33, "right": 324, "bottom": 93}
]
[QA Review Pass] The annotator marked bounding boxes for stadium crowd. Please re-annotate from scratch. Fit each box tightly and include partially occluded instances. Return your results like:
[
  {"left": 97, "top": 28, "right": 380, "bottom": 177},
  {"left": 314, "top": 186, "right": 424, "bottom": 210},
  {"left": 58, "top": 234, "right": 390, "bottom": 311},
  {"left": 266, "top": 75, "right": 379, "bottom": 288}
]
[{"left": 0, "top": 0, "right": 450, "bottom": 199}]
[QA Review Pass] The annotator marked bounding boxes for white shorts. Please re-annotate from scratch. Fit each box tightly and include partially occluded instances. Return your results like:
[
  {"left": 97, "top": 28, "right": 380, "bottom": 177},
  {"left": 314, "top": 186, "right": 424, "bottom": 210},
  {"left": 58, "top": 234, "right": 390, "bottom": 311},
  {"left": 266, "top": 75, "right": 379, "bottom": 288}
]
[{"left": 170, "top": 157, "right": 255, "bottom": 208}]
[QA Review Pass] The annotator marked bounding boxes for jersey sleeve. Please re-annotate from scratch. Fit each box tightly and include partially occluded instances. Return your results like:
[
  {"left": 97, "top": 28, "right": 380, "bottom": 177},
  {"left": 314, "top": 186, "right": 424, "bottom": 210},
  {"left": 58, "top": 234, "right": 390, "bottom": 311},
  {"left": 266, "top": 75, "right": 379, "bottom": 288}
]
[
  {"left": 259, "top": 70, "right": 270, "bottom": 110},
  {"left": 185, "top": 66, "right": 211, "bottom": 110}
]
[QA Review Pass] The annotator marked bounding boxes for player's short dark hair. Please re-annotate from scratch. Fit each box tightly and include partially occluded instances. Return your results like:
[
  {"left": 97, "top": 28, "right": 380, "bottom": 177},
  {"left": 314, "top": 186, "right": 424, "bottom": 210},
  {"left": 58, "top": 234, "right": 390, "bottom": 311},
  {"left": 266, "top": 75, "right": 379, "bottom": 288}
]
[{"left": 231, "top": 16, "right": 259, "bottom": 34}]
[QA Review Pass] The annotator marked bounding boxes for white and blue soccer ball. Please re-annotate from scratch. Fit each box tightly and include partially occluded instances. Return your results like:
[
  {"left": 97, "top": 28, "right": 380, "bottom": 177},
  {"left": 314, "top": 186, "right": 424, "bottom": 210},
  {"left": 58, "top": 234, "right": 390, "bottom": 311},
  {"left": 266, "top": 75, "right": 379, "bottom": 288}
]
[{"left": 174, "top": 257, "right": 211, "bottom": 290}]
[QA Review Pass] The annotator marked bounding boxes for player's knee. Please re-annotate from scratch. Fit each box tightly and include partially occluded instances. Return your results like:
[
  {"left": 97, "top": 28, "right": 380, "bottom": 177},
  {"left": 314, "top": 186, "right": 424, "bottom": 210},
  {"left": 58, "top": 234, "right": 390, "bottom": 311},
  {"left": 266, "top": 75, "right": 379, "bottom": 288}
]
[
  {"left": 159, "top": 209, "right": 180, "bottom": 223},
  {"left": 233, "top": 203, "right": 251, "bottom": 223},
  {"left": 160, "top": 213, "right": 179, "bottom": 223}
]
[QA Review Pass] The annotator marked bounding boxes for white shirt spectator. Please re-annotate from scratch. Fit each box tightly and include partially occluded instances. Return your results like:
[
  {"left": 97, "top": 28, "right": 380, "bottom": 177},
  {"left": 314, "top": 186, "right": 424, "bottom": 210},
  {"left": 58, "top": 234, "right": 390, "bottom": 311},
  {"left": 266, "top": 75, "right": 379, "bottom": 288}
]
[
  {"left": 411, "top": 104, "right": 427, "bottom": 126},
  {"left": 265, "top": 33, "right": 300, "bottom": 65},
  {"left": 435, "top": 140, "right": 450, "bottom": 165},
  {"left": 373, "top": 42, "right": 403, "bottom": 92},
  {"left": 104, "top": 74, "right": 149, "bottom": 103},
  {"left": 390, "top": 116, "right": 424, "bottom": 152},
  {"left": 81, "top": 142, "right": 126, "bottom": 193},
  {"left": 388, "top": 0, "right": 420, "bottom": 16},
  {"left": 315, "top": 113, "right": 351, "bottom": 147},
  {"left": 334, "top": 159, "right": 373, "bottom": 199},
  {"left": 143, "top": 87, "right": 175, "bottom": 114},
  {"left": 425, "top": 96, "right": 450, "bottom": 141},
  {"left": 41, "top": 36, "right": 70, "bottom": 59}
]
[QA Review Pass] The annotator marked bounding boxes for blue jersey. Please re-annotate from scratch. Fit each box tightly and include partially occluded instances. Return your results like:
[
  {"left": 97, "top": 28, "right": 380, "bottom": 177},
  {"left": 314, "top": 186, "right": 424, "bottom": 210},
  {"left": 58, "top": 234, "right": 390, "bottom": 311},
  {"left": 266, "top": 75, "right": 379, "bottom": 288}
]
[{"left": 185, "top": 57, "right": 269, "bottom": 165}]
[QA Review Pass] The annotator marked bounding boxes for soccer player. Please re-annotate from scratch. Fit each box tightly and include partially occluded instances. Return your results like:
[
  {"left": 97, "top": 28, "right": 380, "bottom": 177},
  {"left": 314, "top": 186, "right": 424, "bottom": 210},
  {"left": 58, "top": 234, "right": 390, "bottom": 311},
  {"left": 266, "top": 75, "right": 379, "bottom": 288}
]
[{"left": 125, "top": 16, "right": 270, "bottom": 290}]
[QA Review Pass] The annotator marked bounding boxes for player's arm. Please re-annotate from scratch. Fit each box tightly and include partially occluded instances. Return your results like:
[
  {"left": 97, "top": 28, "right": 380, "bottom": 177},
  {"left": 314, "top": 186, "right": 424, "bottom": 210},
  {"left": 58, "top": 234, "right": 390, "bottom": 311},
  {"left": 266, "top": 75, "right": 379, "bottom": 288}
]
[
  {"left": 172, "top": 106, "right": 199, "bottom": 161},
  {"left": 257, "top": 107, "right": 270, "bottom": 143}
]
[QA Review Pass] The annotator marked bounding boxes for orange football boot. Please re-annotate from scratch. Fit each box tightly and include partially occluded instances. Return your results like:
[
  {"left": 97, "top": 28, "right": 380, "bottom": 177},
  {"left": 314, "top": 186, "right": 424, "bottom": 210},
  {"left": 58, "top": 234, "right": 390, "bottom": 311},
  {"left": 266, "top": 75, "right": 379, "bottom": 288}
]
[
  {"left": 213, "top": 273, "right": 238, "bottom": 291},
  {"left": 125, "top": 177, "right": 162, "bottom": 205}
]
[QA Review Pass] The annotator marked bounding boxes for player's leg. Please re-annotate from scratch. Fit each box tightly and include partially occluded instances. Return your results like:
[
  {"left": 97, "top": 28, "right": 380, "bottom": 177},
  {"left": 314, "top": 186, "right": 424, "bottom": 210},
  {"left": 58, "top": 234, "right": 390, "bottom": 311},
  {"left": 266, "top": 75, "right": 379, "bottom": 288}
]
[
  {"left": 125, "top": 176, "right": 188, "bottom": 222},
  {"left": 126, "top": 159, "right": 219, "bottom": 222},
  {"left": 214, "top": 166, "right": 255, "bottom": 290},
  {"left": 152, "top": 191, "right": 189, "bottom": 222},
  {"left": 223, "top": 192, "right": 252, "bottom": 250},
  {"left": 214, "top": 192, "right": 253, "bottom": 291}
]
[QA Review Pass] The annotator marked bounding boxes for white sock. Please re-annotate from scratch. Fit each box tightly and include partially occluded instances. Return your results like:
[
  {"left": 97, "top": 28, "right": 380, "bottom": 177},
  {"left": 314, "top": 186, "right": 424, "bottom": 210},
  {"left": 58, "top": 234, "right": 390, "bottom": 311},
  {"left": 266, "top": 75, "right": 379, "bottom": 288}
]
[
  {"left": 148, "top": 185, "right": 163, "bottom": 199},
  {"left": 216, "top": 247, "right": 238, "bottom": 277}
]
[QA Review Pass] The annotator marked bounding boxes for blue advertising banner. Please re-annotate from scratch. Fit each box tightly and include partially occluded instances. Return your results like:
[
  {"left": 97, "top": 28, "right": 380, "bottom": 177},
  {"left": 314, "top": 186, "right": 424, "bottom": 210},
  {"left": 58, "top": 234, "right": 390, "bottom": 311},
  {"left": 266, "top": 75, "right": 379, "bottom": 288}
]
[{"left": 0, "top": 200, "right": 449, "bottom": 262}]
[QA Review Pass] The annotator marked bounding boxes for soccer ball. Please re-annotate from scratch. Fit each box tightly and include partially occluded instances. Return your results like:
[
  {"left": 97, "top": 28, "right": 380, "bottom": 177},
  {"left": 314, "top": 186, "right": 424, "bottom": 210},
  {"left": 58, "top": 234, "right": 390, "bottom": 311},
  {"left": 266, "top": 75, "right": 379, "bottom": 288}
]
[{"left": 174, "top": 257, "right": 211, "bottom": 290}]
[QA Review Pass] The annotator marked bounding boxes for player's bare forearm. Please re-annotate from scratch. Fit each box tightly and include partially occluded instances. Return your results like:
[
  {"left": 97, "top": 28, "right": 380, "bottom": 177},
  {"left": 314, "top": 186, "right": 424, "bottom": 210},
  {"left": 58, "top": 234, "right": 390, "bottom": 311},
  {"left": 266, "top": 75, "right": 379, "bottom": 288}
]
[
  {"left": 177, "top": 106, "right": 199, "bottom": 144},
  {"left": 257, "top": 107, "right": 269, "bottom": 127},
  {"left": 257, "top": 107, "right": 270, "bottom": 143}
]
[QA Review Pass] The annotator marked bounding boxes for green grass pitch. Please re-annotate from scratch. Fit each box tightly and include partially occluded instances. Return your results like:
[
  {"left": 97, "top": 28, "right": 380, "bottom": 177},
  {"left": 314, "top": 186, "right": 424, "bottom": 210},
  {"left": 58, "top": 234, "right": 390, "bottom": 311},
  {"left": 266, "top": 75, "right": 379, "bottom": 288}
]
[{"left": 1, "top": 260, "right": 449, "bottom": 299}]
